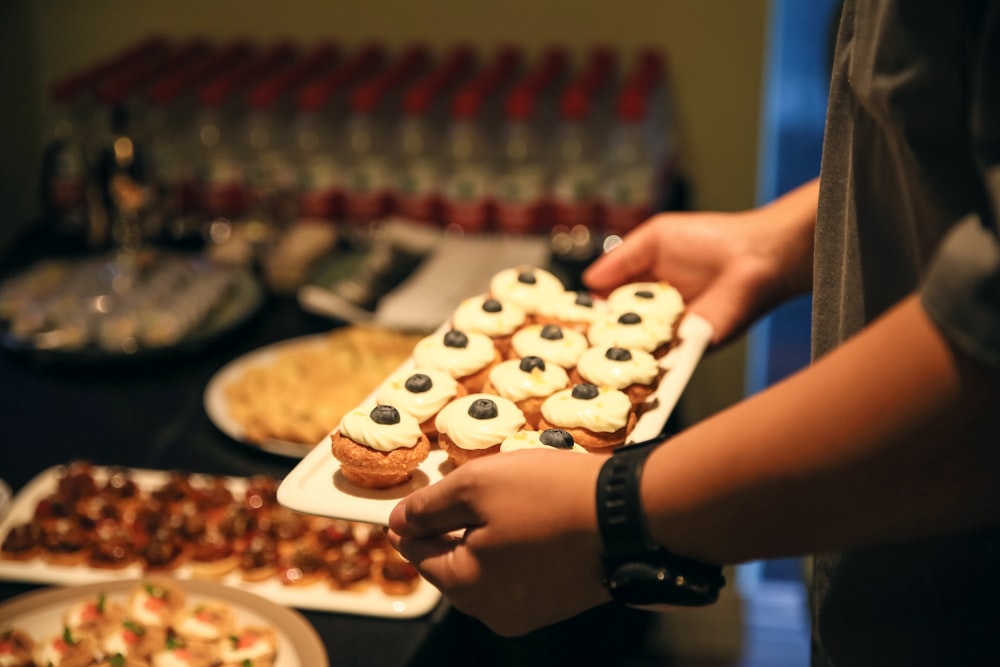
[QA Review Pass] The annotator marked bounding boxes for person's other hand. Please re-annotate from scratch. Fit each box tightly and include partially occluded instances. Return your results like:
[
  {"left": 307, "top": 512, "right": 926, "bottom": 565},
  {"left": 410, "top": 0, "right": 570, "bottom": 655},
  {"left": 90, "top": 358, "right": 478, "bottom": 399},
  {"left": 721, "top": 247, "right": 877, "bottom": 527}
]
[
  {"left": 584, "top": 206, "right": 814, "bottom": 346},
  {"left": 386, "top": 450, "right": 610, "bottom": 636}
]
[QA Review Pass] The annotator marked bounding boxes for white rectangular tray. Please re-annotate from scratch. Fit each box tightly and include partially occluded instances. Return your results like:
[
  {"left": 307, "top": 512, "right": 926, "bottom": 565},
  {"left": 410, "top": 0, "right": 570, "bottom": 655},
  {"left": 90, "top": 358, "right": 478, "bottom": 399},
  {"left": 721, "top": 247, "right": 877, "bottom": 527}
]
[
  {"left": 278, "top": 313, "right": 713, "bottom": 525},
  {"left": 0, "top": 466, "right": 441, "bottom": 618}
]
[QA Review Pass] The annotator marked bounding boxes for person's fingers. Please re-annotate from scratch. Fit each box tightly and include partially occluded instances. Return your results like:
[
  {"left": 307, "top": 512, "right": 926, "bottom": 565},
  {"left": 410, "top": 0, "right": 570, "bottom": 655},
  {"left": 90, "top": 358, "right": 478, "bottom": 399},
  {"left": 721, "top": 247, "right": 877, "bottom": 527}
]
[
  {"left": 388, "top": 475, "right": 483, "bottom": 539},
  {"left": 383, "top": 529, "right": 465, "bottom": 592},
  {"left": 582, "top": 224, "right": 657, "bottom": 294}
]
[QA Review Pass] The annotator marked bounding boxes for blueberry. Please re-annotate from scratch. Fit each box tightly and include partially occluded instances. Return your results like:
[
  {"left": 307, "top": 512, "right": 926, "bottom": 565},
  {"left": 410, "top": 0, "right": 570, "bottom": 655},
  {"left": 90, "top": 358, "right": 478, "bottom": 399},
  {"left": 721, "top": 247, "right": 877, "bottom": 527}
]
[
  {"left": 370, "top": 405, "right": 401, "bottom": 425},
  {"left": 635, "top": 289, "right": 655, "bottom": 299},
  {"left": 571, "top": 383, "right": 599, "bottom": 400},
  {"left": 517, "top": 270, "right": 537, "bottom": 285},
  {"left": 605, "top": 347, "right": 633, "bottom": 362},
  {"left": 540, "top": 324, "right": 564, "bottom": 340},
  {"left": 519, "top": 356, "right": 546, "bottom": 373},
  {"left": 574, "top": 292, "right": 594, "bottom": 308},
  {"left": 443, "top": 330, "right": 469, "bottom": 348},
  {"left": 617, "top": 312, "right": 642, "bottom": 325},
  {"left": 540, "top": 429, "right": 575, "bottom": 450},
  {"left": 482, "top": 298, "right": 503, "bottom": 313},
  {"left": 468, "top": 398, "right": 499, "bottom": 419},
  {"left": 404, "top": 373, "right": 432, "bottom": 393}
]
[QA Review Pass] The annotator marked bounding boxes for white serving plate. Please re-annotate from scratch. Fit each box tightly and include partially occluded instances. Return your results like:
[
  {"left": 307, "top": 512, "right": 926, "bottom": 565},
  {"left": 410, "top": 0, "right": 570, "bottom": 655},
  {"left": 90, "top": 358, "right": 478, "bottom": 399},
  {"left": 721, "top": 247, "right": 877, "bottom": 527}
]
[
  {"left": 0, "top": 578, "right": 328, "bottom": 667},
  {"left": 0, "top": 466, "right": 441, "bottom": 619},
  {"left": 204, "top": 333, "right": 328, "bottom": 458},
  {"left": 278, "top": 313, "right": 714, "bottom": 526}
]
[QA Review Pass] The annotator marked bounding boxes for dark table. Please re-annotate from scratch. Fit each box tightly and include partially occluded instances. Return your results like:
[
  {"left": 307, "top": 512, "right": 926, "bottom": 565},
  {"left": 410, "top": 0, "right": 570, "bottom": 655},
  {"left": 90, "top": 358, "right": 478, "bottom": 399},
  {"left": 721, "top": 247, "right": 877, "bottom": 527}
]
[{"left": 0, "top": 231, "right": 676, "bottom": 667}]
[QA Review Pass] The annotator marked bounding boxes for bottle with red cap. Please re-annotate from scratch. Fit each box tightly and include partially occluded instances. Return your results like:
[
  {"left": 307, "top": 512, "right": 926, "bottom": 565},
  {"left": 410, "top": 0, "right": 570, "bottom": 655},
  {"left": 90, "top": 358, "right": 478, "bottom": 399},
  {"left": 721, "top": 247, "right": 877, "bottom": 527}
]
[
  {"left": 194, "top": 42, "right": 298, "bottom": 222},
  {"left": 493, "top": 85, "right": 547, "bottom": 235},
  {"left": 439, "top": 85, "right": 495, "bottom": 233},
  {"left": 145, "top": 40, "right": 256, "bottom": 244},
  {"left": 598, "top": 85, "right": 656, "bottom": 238},
  {"left": 391, "top": 45, "right": 476, "bottom": 224},
  {"left": 292, "top": 43, "right": 386, "bottom": 223},
  {"left": 549, "top": 84, "right": 601, "bottom": 232},
  {"left": 341, "top": 45, "right": 429, "bottom": 227},
  {"left": 242, "top": 43, "right": 340, "bottom": 230}
]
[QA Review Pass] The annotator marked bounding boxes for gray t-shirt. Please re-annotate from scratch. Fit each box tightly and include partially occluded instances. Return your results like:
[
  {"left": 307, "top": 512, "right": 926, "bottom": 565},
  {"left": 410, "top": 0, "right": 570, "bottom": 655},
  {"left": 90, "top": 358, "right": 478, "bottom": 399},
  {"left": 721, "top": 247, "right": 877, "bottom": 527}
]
[{"left": 812, "top": 1, "right": 1000, "bottom": 664}]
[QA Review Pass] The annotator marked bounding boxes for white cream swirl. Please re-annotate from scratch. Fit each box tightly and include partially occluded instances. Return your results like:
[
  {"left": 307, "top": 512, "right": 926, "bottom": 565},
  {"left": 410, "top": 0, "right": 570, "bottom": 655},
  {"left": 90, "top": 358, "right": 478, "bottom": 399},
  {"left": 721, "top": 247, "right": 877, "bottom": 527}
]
[
  {"left": 377, "top": 367, "right": 459, "bottom": 422},
  {"left": 413, "top": 329, "right": 496, "bottom": 378},
  {"left": 576, "top": 346, "right": 659, "bottom": 389},
  {"left": 536, "top": 289, "right": 610, "bottom": 325},
  {"left": 489, "top": 265, "right": 565, "bottom": 313},
  {"left": 511, "top": 324, "right": 589, "bottom": 368},
  {"left": 500, "top": 429, "right": 588, "bottom": 454},
  {"left": 587, "top": 311, "right": 673, "bottom": 353},
  {"left": 607, "top": 281, "right": 684, "bottom": 323},
  {"left": 487, "top": 358, "right": 569, "bottom": 401},
  {"left": 540, "top": 386, "right": 632, "bottom": 433},
  {"left": 435, "top": 393, "right": 525, "bottom": 450},
  {"left": 339, "top": 404, "right": 424, "bottom": 452},
  {"left": 452, "top": 293, "right": 526, "bottom": 337}
]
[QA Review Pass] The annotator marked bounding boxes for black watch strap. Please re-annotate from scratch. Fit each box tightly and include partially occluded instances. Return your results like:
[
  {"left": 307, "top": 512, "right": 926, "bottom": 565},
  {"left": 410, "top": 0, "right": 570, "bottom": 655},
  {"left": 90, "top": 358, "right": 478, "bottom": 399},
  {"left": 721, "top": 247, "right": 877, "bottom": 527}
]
[
  {"left": 596, "top": 438, "right": 725, "bottom": 606},
  {"left": 596, "top": 438, "right": 661, "bottom": 563}
]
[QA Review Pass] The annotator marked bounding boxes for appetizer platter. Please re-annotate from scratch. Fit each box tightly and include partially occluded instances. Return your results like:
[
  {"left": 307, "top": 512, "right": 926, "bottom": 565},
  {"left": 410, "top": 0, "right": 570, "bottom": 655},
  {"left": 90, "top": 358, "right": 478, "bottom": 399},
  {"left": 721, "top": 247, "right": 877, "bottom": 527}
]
[
  {"left": 0, "top": 463, "right": 441, "bottom": 619},
  {"left": 279, "top": 266, "right": 714, "bottom": 525},
  {"left": 0, "top": 577, "right": 328, "bottom": 666},
  {"left": 0, "top": 252, "right": 263, "bottom": 363},
  {"left": 204, "top": 326, "right": 421, "bottom": 458}
]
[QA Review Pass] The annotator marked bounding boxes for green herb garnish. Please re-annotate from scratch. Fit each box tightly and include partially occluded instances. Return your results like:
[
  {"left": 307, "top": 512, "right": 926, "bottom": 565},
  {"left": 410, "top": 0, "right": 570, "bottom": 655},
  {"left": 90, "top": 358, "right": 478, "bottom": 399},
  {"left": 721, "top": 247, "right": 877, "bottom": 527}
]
[
  {"left": 62, "top": 626, "right": 76, "bottom": 646},
  {"left": 123, "top": 620, "right": 145, "bottom": 636}
]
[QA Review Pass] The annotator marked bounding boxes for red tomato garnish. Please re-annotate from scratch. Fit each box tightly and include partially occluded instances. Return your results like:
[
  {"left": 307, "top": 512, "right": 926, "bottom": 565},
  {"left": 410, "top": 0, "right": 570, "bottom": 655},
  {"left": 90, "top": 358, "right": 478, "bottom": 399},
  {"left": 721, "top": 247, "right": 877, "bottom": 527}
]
[
  {"left": 0, "top": 640, "right": 13, "bottom": 654},
  {"left": 123, "top": 629, "right": 139, "bottom": 644},
  {"left": 236, "top": 633, "right": 258, "bottom": 649},
  {"left": 144, "top": 596, "right": 167, "bottom": 612}
]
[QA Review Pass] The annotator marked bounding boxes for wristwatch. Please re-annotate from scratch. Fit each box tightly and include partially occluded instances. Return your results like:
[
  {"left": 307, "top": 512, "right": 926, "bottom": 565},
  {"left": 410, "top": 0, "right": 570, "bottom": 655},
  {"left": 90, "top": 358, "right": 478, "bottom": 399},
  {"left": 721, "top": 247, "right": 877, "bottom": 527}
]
[{"left": 596, "top": 438, "right": 725, "bottom": 607}]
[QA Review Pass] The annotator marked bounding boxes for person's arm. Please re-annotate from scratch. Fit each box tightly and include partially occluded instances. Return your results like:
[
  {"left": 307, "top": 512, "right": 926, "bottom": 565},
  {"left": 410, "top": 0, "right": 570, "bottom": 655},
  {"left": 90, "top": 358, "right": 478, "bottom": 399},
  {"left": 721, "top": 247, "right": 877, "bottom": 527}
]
[
  {"left": 584, "top": 178, "right": 819, "bottom": 346},
  {"left": 642, "top": 293, "right": 1000, "bottom": 564}
]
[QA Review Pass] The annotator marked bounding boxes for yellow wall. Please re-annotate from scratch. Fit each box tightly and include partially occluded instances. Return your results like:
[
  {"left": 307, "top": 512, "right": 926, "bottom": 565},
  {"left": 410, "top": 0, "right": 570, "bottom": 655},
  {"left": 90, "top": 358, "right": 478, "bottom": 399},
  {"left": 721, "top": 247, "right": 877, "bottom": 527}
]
[{"left": 1, "top": 0, "right": 768, "bottom": 416}]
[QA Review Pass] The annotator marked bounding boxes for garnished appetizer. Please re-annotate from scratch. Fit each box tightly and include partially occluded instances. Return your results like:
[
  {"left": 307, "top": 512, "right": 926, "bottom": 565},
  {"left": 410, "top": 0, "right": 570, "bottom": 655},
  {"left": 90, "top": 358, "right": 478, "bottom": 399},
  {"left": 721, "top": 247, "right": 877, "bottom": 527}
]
[
  {"left": 32, "top": 627, "right": 96, "bottom": 667},
  {"left": 100, "top": 619, "right": 166, "bottom": 663},
  {"left": 127, "top": 580, "right": 186, "bottom": 628},
  {"left": 172, "top": 601, "right": 235, "bottom": 646},
  {"left": 0, "top": 628, "right": 34, "bottom": 667},
  {"left": 62, "top": 592, "right": 125, "bottom": 642},
  {"left": 218, "top": 627, "right": 278, "bottom": 667}
]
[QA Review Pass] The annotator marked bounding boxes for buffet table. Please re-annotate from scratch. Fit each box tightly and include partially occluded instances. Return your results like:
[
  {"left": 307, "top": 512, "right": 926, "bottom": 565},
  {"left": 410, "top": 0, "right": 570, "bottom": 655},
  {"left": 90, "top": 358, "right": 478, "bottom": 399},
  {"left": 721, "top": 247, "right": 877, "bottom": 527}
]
[{"left": 0, "top": 229, "right": 672, "bottom": 667}]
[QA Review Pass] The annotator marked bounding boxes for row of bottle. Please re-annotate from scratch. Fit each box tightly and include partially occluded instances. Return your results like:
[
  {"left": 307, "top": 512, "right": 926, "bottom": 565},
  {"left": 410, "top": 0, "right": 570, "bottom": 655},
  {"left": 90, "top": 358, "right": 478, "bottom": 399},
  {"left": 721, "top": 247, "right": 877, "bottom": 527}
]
[{"left": 39, "top": 37, "right": 680, "bottom": 249}]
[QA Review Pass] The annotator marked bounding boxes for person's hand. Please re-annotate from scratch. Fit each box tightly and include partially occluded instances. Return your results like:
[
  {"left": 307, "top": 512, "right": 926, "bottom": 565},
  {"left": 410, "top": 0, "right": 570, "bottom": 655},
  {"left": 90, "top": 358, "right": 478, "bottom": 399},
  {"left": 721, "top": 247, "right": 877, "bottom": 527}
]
[
  {"left": 584, "top": 187, "right": 817, "bottom": 346},
  {"left": 385, "top": 450, "right": 611, "bottom": 636}
]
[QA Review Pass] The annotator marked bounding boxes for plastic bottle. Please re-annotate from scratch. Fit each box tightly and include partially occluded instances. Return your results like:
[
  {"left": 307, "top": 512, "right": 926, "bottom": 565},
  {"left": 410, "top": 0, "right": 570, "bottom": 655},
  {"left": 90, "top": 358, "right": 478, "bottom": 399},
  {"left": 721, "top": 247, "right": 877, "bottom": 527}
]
[
  {"left": 599, "top": 86, "right": 656, "bottom": 238},
  {"left": 493, "top": 86, "right": 547, "bottom": 235},
  {"left": 341, "top": 46, "right": 430, "bottom": 226},
  {"left": 194, "top": 42, "right": 298, "bottom": 222},
  {"left": 243, "top": 43, "right": 341, "bottom": 229},
  {"left": 145, "top": 40, "right": 257, "bottom": 243},
  {"left": 292, "top": 43, "right": 386, "bottom": 223},
  {"left": 439, "top": 85, "right": 495, "bottom": 233},
  {"left": 549, "top": 84, "right": 601, "bottom": 231},
  {"left": 391, "top": 46, "right": 476, "bottom": 224}
]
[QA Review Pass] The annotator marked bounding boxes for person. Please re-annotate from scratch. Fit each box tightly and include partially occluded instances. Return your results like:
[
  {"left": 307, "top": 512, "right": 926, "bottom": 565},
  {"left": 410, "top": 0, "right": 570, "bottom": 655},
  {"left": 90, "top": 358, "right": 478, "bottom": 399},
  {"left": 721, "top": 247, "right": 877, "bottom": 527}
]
[{"left": 386, "top": 1, "right": 1000, "bottom": 664}]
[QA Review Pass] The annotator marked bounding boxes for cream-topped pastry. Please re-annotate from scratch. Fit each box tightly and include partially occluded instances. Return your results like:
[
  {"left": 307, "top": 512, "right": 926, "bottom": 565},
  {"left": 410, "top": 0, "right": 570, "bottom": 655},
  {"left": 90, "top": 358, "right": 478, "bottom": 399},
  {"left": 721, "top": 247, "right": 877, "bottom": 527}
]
[
  {"left": 377, "top": 367, "right": 461, "bottom": 437},
  {"left": 338, "top": 404, "right": 424, "bottom": 453},
  {"left": 150, "top": 639, "right": 217, "bottom": 667},
  {"left": 587, "top": 311, "right": 674, "bottom": 356},
  {"left": 500, "top": 429, "right": 588, "bottom": 454},
  {"left": 488, "top": 265, "right": 565, "bottom": 315},
  {"left": 331, "top": 405, "right": 431, "bottom": 489},
  {"left": 534, "top": 290, "right": 610, "bottom": 332},
  {"left": 486, "top": 357, "right": 570, "bottom": 403},
  {"left": 510, "top": 323, "right": 589, "bottom": 369},
  {"left": 101, "top": 619, "right": 166, "bottom": 660},
  {"left": 538, "top": 382, "right": 636, "bottom": 453},
  {"left": 32, "top": 631, "right": 96, "bottom": 667},
  {"left": 413, "top": 329, "right": 499, "bottom": 392},
  {"left": 452, "top": 294, "right": 526, "bottom": 340},
  {"left": 127, "top": 580, "right": 185, "bottom": 628},
  {"left": 435, "top": 393, "right": 526, "bottom": 466},
  {"left": 575, "top": 345, "right": 661, "bottom": 407},
  {"left": 172, "top": 601, "right": 234, "bottom": 644},
  {"left": 219, "top": 627, "right": 278, "bottom": 666},
  {"left": 607, "top": 281, "right": 684, "bottom": 324},
  {"left": 63, "top": 595, "right": 125, "bottom": 640},
  {"left": 484, "top": 356, "right": 569, "bottom": 428}
]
